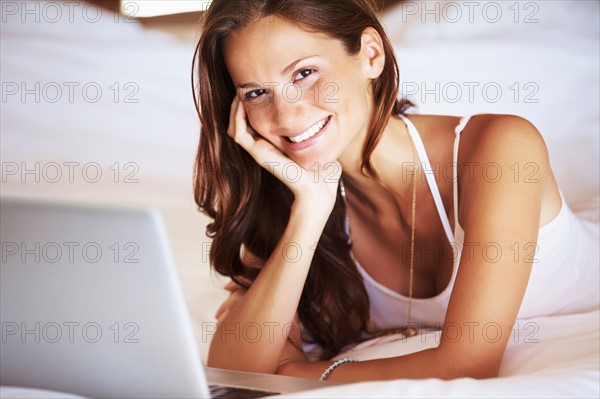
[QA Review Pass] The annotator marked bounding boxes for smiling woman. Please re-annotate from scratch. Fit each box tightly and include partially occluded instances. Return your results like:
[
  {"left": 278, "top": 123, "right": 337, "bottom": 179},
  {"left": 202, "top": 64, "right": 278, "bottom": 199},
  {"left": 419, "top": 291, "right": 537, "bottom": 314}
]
[{"left": 191, "top": 0, "right": 599, "bottom": 383}]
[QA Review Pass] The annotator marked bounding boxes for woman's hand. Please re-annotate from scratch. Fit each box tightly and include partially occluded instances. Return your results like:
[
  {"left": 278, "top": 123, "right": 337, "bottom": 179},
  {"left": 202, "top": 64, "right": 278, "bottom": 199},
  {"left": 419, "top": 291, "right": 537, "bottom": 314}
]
[
  {"left": 215, "top": 278, "right": 250, "bottom": 323},
  {"left": 227, "top": 97, "right": 341, "bottom": 212}
]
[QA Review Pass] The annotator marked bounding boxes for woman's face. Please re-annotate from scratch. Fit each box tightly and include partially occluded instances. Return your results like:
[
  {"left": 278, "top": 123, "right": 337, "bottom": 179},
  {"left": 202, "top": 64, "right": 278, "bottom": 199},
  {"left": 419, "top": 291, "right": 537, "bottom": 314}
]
[{"left": 222, "top": 16, "right": 382, "bottom": 169}]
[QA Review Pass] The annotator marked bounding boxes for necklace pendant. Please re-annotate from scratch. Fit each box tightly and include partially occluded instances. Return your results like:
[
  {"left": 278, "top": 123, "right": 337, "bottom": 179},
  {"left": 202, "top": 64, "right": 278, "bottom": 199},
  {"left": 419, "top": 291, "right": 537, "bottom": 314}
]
[{"left": 405, "top": 326, "right": 418, "bottom": 337}]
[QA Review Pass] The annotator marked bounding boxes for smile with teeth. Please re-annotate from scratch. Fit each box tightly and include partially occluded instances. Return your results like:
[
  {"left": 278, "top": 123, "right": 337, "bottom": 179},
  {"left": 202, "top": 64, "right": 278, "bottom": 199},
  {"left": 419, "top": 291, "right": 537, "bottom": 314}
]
[{"left": 287, "top": 116, "right": 329, "bottom": 143}]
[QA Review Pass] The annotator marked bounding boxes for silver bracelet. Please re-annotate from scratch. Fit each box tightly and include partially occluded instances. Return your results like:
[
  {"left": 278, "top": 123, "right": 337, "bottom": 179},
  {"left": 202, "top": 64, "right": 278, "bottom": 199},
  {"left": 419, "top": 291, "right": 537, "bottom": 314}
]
[{"left": 319, "top": 357, "right": 358, "bottom": 381}]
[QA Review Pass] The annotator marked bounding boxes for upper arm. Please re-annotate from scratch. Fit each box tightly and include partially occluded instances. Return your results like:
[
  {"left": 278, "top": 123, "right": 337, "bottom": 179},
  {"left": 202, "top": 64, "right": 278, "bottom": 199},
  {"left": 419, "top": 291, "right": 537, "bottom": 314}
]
[{"left": 439, "top": 114, "right": 551, "bottom": 377}]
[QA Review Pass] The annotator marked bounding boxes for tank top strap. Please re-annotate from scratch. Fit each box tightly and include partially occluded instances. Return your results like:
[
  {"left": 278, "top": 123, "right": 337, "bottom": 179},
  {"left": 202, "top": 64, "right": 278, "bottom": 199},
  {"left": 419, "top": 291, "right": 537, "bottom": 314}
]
[
  {"left": 452, "top": 114, "right": 479, "bottom": 231},
  {"left": 399, "top": 114, "right": 455, "bottom": 245}
]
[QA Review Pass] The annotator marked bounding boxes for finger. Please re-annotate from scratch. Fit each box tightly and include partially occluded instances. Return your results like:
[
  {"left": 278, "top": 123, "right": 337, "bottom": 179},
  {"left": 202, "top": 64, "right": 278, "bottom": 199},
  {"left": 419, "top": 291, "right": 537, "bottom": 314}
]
[
  {"left": 228, "top": 97, "right": 259, "bottom": 153},
  {"left": 224, "top": 276, "right": 252, "bottom": 291},
  {"left": 227, "top": 98, "right": 286, "bottom": 163},
  {"left": 224, "top": 280, "right": 239, "bottom": 292},
  {"left": 232, "top": 99, "right": 256, "bottom": 150},
  {"left": 215, "top": 289, "right": 245, "bottom": 319},
  {"left": 250, "top": 141, "right": 306, "bottom": 183},
  {"left": 225, "top": 98, "right": 312, "bottom": 190},
  {"left": 215, "top": 302, "right": 230, "bottom": 320},
  {"left": 216, "top": 309, "right": 229, "bottom": 323},
  {"left": 234, "top": 275, "right": 253, "bottom": 286},
  {"left": 227, "top": 96, "right": 240, "bottom": 139},
  {"left": 215, "top": 296, "right": 235, "bottom": 320}
]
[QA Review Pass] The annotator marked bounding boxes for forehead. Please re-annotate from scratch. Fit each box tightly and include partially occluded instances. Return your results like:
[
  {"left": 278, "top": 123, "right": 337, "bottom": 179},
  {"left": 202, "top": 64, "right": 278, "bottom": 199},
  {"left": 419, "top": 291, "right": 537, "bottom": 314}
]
[{"left": 222, "top": 16, "right": 342, "bottom": 83}]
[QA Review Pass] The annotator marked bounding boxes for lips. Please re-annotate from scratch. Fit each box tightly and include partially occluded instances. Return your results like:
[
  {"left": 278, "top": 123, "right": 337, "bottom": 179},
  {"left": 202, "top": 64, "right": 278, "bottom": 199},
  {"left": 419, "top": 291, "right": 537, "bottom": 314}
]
[
  {"left": 287, "top": 116, "right": 329, "bottom": 143},
  {"left": 282, "top": 115, "right": 332, "bottom": 151}
]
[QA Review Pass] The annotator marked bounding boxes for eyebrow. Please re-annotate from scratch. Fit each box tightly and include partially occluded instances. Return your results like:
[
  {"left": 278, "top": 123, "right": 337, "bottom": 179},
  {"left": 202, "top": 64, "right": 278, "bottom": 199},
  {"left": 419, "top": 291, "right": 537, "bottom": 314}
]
[{"left": 235, "top": 55, "right": 319, "bottom": 90}]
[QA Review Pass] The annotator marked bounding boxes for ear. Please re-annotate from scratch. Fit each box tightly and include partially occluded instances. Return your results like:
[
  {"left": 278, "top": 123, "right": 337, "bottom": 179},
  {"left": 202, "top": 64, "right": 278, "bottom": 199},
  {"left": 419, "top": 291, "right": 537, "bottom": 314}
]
[{"left": 359, "top": 27, "right": 385, "bottom": 80}]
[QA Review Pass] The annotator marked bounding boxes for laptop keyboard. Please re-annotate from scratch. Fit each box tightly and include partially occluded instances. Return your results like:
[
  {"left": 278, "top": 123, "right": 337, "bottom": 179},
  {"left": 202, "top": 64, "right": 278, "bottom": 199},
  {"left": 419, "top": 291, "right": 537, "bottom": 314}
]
[{"left": 209, "top": 384, "right": 279, "bottom": 398}]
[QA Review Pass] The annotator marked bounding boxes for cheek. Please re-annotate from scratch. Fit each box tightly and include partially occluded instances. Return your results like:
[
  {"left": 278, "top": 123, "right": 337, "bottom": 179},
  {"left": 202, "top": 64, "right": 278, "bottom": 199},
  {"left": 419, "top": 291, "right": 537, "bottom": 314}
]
[
  {"left": 244, "top": 105, "right": 270, "bottom": 132},
  {"left": 323, "top": 68, "right": 365, "bottom": 108},
  {"left": 302, "top": 75, "right": 329, "bottom": 103},
  {"left": 331, "top": 84, "right": 363, "bottom": 124}
]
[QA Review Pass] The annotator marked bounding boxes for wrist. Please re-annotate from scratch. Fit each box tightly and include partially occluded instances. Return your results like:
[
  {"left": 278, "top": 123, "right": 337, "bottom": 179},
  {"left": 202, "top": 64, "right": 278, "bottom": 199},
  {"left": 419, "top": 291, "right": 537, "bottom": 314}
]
[
  {"left": 292, "top": 196, "right": 335, "bottom": 219},
  {"left": 290, "top": 202, "right": 333, "bottom": 234},
  {"left": 319, "top": 357, "right": 358, "bottom": 381}
]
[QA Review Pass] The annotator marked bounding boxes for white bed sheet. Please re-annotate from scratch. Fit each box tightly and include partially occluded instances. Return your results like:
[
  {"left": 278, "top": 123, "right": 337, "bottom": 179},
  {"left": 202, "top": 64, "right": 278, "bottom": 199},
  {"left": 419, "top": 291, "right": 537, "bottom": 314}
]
[
  {"left": 1, "top": 0, "right": 598, "bottom": 397},
  {"left": 283, "top": 310, "right": 600, "bottom": 398}
]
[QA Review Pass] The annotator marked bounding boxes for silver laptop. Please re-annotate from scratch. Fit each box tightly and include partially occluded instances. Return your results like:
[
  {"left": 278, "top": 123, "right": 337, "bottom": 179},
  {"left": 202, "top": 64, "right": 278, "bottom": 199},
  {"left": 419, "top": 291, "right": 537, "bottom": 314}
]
[{"left": 0, "top": 197, "right": 338, "bottom": 398}]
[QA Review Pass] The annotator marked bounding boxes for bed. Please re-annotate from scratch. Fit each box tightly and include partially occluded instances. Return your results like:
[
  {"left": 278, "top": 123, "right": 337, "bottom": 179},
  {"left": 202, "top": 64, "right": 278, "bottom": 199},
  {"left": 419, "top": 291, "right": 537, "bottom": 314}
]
[{"left": 1, "top": 0, "right": 598, "bottom": 397}]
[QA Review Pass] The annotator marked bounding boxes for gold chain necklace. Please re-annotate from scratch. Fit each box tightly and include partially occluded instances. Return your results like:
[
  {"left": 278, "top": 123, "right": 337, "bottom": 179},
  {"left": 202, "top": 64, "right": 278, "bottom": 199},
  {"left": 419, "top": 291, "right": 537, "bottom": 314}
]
[
  {"left": 340, "top": 120, "right": 419, "bottom": 338},
  {"left": 404, "top": 125, "right": 418, "bottom": 337}
]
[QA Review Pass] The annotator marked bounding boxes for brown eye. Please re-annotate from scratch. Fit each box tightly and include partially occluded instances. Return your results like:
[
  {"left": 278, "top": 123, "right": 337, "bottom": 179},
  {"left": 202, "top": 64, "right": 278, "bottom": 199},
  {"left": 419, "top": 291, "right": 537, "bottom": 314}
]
[
  {"left": 294, "top": 68, "right": 315, "bottom": 81},
  {"left": 244, "top": 89, "right": 268, "bottom": 101}
]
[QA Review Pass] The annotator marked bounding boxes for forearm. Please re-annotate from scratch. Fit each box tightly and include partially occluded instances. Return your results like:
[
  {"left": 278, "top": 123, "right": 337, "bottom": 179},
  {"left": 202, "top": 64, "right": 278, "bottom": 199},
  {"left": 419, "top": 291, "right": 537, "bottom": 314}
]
[
  {"left": 278, "top": 347, "right": 499, "bottom": 381},
  {"left": 207, "top": 200, "right": 329, "bottom": 373}
]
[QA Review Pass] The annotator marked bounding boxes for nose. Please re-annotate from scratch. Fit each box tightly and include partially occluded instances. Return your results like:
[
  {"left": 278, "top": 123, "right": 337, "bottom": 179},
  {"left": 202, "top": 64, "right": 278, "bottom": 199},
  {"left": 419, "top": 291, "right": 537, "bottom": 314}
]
[{"left": 269, "top": 85, "right": 306, "bottom": 133}]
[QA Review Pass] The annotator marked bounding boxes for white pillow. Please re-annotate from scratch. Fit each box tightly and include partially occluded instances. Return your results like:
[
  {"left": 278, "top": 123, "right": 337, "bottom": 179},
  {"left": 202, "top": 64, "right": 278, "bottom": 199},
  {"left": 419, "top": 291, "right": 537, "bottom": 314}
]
[{"left": 381, "top": 0, "right": 600, "bottom": 204}]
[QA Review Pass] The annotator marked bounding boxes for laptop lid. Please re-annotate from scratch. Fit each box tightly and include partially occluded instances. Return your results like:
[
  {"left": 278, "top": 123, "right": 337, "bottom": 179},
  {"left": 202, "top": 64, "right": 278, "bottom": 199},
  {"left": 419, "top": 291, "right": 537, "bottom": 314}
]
[{"left": 0, "top": 197, "right": 209, "bottom": 398}]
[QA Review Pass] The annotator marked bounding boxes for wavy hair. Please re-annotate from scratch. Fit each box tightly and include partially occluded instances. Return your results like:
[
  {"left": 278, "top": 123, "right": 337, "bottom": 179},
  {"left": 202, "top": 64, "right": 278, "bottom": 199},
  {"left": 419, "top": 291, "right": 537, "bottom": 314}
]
[{"left": 192, "top": 0, "right": 414, "bottom": 360}]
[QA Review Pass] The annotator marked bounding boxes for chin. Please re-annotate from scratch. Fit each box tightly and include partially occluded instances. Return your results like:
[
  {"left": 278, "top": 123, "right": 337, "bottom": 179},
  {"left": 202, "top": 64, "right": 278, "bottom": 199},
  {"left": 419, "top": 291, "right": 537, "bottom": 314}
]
[{"left": 292, "top": 150, "right": 339, "bottom": 172}]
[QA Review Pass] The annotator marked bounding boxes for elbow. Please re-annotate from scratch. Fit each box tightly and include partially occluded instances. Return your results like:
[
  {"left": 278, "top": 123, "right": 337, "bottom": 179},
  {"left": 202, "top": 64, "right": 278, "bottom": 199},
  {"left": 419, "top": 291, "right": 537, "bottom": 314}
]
[
  {"left": 207, "top": 347, "right": 278, "bottom": 374},
  {"left": 207, "top": 356, "right": 275, "bottom": 374},
  {"left": 440, "top": 364, "right": 500, "bottom": 380},
  {"left": 206, "top": 344, "right": 236, "bottom": 371},
  {"left": 206, "top": 351, "right": 227, "bottom": 370},
  {"left": 452, "top": 367, "right": 499, "bottom": 380},
  {"left": 434, "top": 348, "right": 502, "bottom": 380},
  {"left": 206, "top": 352, "right": 224, "bottom": 369}
]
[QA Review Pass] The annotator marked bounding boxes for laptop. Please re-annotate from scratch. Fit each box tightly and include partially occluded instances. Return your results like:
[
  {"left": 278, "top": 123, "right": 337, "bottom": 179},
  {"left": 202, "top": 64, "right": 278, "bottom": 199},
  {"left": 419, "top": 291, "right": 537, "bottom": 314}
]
[{"left": 0, "top": 197, "right": 340, "bottom": 398}]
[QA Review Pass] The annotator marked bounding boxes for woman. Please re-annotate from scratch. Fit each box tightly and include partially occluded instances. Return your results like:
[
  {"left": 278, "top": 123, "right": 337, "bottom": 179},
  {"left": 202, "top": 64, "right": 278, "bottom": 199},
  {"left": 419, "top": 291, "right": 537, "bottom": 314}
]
[{"left": 192, "top": 0, "right": 598, "bottom": 382}]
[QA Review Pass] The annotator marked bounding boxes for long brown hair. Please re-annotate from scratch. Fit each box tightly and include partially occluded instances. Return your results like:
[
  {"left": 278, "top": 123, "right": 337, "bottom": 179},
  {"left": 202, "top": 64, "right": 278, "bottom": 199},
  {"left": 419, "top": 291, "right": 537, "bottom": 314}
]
[{"left": 192, "top": 0, "right": 414, "bottom": 360}]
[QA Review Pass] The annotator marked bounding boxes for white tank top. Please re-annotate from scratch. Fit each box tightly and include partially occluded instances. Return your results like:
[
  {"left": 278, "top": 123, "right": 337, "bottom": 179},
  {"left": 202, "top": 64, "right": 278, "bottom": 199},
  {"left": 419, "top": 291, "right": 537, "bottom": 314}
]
[{"left": 341, "top": 114, "right": 600, "bottom": 332}]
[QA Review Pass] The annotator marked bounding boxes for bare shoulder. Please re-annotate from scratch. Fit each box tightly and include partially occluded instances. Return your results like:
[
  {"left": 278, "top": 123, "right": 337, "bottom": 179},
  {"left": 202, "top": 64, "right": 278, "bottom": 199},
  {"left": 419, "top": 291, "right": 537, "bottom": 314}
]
[
  {"left": 459, "top": 114, "right": 548, "bottom": 162},
  {"left": 455, "top": 113, "right": 561, "bottom": 227},
  {"left": 410, "top": 112, "right": 546, "bottom": 149},
  {"left": 405, "top": 113, "right": 560, "bottom": 226},
  {"left": 409, "top": 112, "right": 552, "bottom": 183}
]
